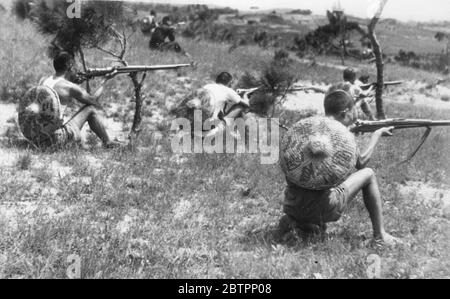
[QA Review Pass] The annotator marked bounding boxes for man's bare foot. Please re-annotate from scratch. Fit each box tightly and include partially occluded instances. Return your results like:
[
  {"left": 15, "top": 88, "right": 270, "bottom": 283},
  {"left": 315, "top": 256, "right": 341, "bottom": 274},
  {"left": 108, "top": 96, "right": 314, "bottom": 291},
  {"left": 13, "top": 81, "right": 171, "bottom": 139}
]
[{"left": 374, "top": 232, "right": 403, "bottom": 247}]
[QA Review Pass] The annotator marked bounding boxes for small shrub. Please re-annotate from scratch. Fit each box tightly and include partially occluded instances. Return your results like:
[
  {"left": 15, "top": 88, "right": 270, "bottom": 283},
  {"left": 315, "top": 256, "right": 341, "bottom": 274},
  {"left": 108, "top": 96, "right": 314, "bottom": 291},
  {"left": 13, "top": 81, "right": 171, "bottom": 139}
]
[{"left": 17, "top": 152, "right": 32, "bottom": 170}]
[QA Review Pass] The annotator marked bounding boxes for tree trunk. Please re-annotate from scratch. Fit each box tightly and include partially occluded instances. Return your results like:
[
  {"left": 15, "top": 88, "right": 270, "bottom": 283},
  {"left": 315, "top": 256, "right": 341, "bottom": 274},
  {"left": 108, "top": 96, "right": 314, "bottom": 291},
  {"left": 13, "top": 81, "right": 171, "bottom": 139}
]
[
  {"left": 368, "top": 17, "right": 386, "bottom": 119},
  {"left": 340, "top": 18, "right": 346, "bottom": 65},
  {"left": 128, "top": 72, "right": 146, "bottom": 149}
]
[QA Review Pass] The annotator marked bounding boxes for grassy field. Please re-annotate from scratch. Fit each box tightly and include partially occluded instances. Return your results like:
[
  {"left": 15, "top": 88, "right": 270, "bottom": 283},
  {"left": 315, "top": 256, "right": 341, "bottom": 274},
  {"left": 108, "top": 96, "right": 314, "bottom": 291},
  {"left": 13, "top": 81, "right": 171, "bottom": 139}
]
[{"left": 0, "top": 13, "right": 449, "bottom": 279}]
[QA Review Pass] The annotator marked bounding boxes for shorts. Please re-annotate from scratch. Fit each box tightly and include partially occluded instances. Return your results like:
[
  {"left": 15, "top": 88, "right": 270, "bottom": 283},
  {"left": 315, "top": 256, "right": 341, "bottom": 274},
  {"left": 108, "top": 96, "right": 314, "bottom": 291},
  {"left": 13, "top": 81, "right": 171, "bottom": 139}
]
[
  {"left": 282, "top": 182, "right": 350, "bottom": 226},
  {"left": 51, "top": 122, "right": 81, "bottom": 147},
  {"left": 31, "top": 122, "right": 80, "bottom": 148}
]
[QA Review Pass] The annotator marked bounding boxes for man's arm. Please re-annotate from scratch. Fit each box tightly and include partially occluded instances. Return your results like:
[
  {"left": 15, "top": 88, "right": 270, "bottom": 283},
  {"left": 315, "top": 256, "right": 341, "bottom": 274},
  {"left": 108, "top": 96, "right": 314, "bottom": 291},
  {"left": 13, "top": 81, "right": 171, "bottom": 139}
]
[
  {"left": 228, "top": 89, "right": 250, "bottom": 107},
  {"left": 361, "top": 85, "right": 374, "bottom": 97},
  {"left": 352, "top": 84, "right": 373, "bottom": 99},
  {"left": 356, "top": 127, "right": 393, "bottom": 169},
  {"left": 57, "top": 79, "right": 107, "bottom": 108},
  {"left": 167, "top": 27, "right": 175, "bottom": 42}
]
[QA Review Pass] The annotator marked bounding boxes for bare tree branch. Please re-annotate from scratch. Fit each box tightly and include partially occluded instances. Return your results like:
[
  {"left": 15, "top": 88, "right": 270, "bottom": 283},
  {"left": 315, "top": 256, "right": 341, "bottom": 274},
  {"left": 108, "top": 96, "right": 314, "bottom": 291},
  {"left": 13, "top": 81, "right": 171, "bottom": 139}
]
[
  {"left": 94, "top": 45, "right": 121, "bottom": 59},
  {"left": 367, "top": 0, "right": 389, "bottom": 119},
  {"left": 139, "top": 72, "right": 147, "bottom": 86}
]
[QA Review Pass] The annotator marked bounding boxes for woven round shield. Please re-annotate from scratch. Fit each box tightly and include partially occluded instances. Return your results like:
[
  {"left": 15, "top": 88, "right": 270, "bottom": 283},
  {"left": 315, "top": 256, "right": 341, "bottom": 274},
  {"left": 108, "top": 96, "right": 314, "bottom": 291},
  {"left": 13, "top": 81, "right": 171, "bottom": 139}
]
[
  {"left": 18, "top": 86, "right": 62, "bottom": 145},
  {"left": 279, "top": 116, "right": 357, "bottom": 190}
]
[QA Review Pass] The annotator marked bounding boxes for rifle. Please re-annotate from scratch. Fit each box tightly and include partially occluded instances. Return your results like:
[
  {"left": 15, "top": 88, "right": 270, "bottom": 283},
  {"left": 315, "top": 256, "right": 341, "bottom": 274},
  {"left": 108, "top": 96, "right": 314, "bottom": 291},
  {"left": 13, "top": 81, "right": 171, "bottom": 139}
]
[
  {"left": 163, "top": 22, "right": 186, "bottom": 30},
  {"left": 173, "top": 22, "right": 186, "bottom": 27},
  {"left": 360, "top": 80, "right": 403, "bottom": 90},
  {"left": 351, "top": 118, "right": 450, "bottom": 163},
  {"left": 236, "top": 87, "right": 260, "bottom": 95},
  {"left": 236, "top": 85, "right": 326, "bottom": 96},
  {"left": 77, "top": 63, "right": 192, "bottom": 81}
]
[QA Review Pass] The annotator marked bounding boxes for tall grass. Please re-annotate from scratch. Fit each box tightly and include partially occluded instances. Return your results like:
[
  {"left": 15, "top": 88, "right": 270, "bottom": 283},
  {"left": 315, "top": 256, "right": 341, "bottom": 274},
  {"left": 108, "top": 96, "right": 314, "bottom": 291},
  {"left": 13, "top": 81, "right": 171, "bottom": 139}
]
[{"left": 0, "top": 14, "right": 51, "bottom": 102}]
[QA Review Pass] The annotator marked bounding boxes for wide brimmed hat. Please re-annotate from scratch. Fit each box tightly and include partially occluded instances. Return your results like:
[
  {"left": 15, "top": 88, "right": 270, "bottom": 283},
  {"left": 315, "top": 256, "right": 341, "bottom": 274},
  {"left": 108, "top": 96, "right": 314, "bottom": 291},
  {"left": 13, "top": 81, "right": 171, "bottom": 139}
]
[
  {"left": 18, "top": 85, "right": 62, "bottom": 143},
  {"left": 280, "top": 116, "right": 357, "bottom": 190}
]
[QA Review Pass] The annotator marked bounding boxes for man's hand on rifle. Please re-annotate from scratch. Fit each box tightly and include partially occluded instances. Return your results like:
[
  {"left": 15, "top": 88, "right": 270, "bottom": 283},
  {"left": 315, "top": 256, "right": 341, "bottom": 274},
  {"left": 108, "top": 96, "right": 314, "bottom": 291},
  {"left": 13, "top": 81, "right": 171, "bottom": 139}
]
[
  {"left": 104, "top": 67, "right": 119, "bottom": 81},
  {"left": 375, "top": 126, "right": 394, "bottom": 137},
  {"left": 241, "top": 91, "right": 252, "bottom": 107}
]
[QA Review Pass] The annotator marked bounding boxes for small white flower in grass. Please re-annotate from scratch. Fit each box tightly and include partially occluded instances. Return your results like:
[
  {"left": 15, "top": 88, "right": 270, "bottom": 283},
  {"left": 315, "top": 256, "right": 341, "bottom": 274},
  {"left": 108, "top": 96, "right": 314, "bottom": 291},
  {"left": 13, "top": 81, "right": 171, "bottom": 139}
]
[
  {"left": 116, "top": 214, "right": 136, "bottom": 235},
  {"left": 173, "top": 200, "right": 192, "bottom": 220}
]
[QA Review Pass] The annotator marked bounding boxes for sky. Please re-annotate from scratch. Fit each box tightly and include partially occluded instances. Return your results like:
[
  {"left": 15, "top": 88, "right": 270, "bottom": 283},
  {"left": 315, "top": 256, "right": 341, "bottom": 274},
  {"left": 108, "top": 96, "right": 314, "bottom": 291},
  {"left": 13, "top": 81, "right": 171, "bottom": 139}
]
[{"left": 128, "top": 0, "right": 450, "bottom": 22}]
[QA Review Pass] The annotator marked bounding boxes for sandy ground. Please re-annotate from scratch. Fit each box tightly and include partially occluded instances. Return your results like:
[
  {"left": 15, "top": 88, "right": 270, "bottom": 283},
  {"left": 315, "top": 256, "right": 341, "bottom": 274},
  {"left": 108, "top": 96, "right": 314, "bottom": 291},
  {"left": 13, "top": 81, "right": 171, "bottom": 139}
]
[
  {"left": 284, "top": 88, "right": 326, "bottom": 114},
  {"left": 0, "top": 103, "right": 17, "bottom": 136},
  {"left": 283, "top": 80, "right": 450, "bottom": 113}
]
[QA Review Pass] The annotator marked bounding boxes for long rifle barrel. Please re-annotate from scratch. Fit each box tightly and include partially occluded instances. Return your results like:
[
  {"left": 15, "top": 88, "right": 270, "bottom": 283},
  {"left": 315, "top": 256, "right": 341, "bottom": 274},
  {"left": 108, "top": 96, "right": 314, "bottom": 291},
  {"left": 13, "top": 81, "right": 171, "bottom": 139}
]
[
  {"left": 80, "top": 63, "right": 192, "bottom": 79},
  {"left": 351, "top": 119, "right": 450, "bottom": 133},
  {"left": 350, "top": 118, "right": 450, "bottom": 163},
  {"left": 360, "top": 80, "right": 404, "bottom": 90},
  {"left": 236, "top": 86, "right": 326, "bottom": 95}
]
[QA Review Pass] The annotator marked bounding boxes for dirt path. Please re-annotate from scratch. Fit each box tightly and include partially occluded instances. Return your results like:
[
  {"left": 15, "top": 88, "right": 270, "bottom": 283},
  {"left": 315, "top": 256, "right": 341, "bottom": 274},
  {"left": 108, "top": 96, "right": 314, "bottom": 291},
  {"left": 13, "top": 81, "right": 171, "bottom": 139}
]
[{"left": 0, "top": 103, "right": 16, "bottom": 136}]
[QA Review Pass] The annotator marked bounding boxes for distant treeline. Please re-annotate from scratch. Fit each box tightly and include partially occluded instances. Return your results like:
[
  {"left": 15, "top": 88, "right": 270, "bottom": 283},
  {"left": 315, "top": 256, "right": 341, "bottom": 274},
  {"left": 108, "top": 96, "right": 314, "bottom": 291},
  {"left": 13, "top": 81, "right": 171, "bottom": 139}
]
[
  {"left": 130, "top": 2, "right": 238, "bottom": 16},
  {"left": 394, "top": 50, "right": 449, "bottom": 73},
  {"left": 288, "top": 9, "right": 312, "bottom": 16}
]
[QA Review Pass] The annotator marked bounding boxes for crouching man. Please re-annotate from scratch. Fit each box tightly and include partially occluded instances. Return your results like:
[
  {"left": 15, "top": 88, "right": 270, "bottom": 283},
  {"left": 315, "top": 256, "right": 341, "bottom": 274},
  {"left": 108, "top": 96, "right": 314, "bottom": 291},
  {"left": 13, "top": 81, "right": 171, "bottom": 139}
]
[{"left": 279, "top": 89, "right": 402, "bottom": 246}]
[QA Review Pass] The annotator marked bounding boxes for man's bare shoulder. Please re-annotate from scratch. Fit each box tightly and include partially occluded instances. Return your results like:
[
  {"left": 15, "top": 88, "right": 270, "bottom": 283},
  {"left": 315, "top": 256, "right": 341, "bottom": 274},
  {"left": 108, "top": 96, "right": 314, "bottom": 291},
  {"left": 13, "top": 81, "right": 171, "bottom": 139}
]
[
  {"left": 55, "top": 78, "right": 87, "bottom": 93},
  {"left": 53, "top": 78, "right": 87, "bottom": 100},
  {"left": 55, "top": 78, "right": 79, "bottom": 88}
]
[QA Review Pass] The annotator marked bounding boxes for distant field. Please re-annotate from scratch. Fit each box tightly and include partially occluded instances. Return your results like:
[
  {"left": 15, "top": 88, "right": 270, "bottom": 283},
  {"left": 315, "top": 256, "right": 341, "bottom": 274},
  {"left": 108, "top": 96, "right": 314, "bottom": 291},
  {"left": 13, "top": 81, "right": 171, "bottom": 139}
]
[
  {"left": 376, "top": 22, "right": 445, "bottom": 55},
  {"left": 216, "top": 11, "right": 448, "bottom": 57}
]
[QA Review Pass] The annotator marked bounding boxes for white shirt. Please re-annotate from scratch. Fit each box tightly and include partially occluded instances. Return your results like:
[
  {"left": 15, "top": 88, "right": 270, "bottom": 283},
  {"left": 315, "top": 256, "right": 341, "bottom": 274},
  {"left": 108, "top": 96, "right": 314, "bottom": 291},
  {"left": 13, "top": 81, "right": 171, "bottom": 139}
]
[{"left": 202, "top": 83, "right": 243, "bottom": 119}]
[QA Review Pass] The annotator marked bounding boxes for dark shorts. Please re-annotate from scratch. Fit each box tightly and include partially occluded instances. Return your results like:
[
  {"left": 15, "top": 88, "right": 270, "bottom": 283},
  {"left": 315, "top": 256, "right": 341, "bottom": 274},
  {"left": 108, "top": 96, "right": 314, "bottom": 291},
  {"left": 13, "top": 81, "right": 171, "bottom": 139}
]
[
  {"left": 51, "top": 122, "right": 81, "bottom": 147},
  {"left": 32, "top": 122, "right": 80, "bottom": 148},
  {"left": 282, "top": 182, "right": 350, "bottom": 226}
]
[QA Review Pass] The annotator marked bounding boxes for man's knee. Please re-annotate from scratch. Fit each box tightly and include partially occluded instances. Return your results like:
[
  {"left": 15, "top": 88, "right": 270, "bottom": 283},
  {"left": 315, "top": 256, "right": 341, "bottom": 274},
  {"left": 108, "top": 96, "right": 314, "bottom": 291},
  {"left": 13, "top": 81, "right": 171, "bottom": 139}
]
[
  {"left": 360, "top": 168, "right": 376, "bottom": 181},
  {"left": 85, "top": 105, "right": 101, "bottom": 117}
]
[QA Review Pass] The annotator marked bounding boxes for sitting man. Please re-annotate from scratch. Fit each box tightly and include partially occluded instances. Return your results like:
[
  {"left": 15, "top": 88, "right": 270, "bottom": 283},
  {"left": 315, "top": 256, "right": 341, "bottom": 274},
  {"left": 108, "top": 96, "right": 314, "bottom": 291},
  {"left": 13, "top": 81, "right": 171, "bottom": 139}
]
[
  {"left": 279, "top": 89, "right": 401, "bottom": 246},
  {"left": 35, "top": 52, "right": 120, "bottom": 148},
  {"left": 342, "top": 67, "right": 376, "bottom": 120},
  {"left": 149, "top": 16, "right": 185, "bottom": 55},
  {"left": 141, "top": 10, "right": 158, "bottom": 36}
]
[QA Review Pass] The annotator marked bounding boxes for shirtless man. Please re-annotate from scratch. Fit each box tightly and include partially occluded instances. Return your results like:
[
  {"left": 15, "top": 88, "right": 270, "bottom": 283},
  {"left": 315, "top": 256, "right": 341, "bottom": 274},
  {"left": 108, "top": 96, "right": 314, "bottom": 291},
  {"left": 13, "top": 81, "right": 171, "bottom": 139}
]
[
  {"left": 343, "top": 67, "right": 376, "bottom": 120},
  {"left": 38, "top": 52, "right": 120, "bottom": 148},
  {"left": 141, "top": 10, "right": 158, "bottom": 35}
]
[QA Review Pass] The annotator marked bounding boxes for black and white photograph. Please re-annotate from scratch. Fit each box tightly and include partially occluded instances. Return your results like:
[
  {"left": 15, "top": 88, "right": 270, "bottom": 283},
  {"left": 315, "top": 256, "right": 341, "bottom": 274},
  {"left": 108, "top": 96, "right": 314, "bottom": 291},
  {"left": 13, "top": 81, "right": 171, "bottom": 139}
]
[{"left": 0, "top": 0, "right": 449, "bottom": 281}]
